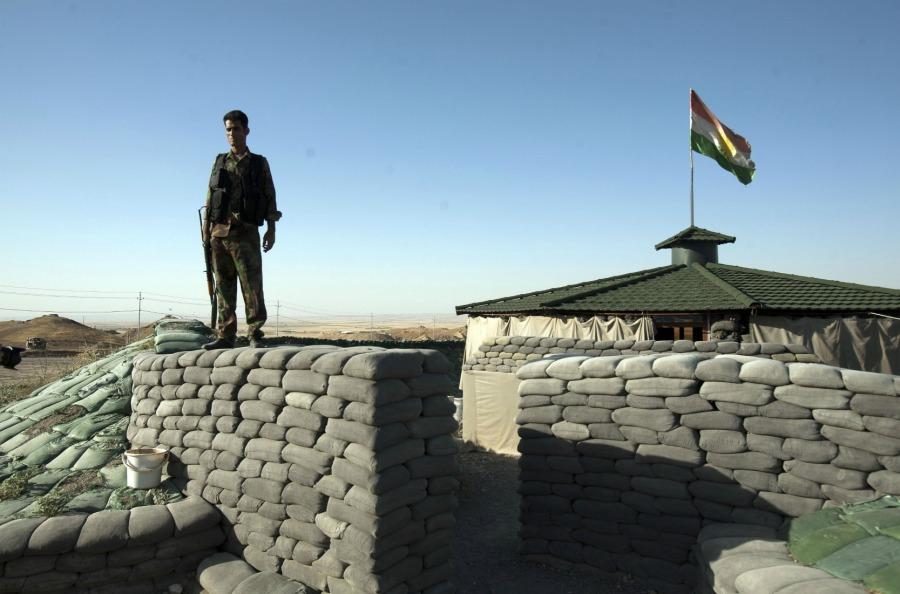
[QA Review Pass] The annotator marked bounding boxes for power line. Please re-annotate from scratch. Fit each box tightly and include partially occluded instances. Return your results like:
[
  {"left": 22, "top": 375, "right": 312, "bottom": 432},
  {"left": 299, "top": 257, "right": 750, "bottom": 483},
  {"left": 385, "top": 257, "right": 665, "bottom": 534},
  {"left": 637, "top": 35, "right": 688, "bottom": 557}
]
[
  {"left": 277, "top": 300, "right": 373, "bottom": 317},
  {"left": 142, "top": 296, "right": 210, "bottom": 306},
  {"left": 0, "top": 290, "right": 134, "bottom": 300},
  {"left": 142, "top": 292, "right": 210, "bottom": 304},
  {"left": 0, "top": 283, "right": 134, "bottom": 295},
  {"left": 0, "top": 307, "right": 139, "bottom": 314}
]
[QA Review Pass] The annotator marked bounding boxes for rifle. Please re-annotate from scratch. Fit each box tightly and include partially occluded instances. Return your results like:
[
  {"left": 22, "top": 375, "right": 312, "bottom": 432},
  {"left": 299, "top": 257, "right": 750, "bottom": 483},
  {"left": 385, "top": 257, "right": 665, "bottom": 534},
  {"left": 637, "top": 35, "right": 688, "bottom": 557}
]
[{"left": 198, "top": 207, "right": 217, "bottom": 330}]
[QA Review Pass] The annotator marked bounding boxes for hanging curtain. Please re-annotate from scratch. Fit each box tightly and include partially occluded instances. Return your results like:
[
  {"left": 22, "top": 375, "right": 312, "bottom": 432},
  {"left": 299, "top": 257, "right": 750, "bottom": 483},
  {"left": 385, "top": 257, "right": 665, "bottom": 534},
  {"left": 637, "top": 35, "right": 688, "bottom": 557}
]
[{"left": 751, "top": 315, "right": 900, "bottom": 374}]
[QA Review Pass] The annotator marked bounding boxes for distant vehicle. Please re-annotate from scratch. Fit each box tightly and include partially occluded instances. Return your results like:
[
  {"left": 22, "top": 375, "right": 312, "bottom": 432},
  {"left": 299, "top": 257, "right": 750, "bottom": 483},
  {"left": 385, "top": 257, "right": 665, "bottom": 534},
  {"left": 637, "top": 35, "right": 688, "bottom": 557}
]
[{"left": 26, "top": 337, "right": 47, "bottom": 351}]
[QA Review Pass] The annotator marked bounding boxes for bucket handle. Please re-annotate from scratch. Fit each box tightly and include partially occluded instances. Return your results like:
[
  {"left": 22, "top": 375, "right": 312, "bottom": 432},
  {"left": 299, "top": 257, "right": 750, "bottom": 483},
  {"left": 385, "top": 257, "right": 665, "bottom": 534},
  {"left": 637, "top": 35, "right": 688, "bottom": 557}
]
[{"left": 121, "top": 450, "right": 169, "bottom": 472}]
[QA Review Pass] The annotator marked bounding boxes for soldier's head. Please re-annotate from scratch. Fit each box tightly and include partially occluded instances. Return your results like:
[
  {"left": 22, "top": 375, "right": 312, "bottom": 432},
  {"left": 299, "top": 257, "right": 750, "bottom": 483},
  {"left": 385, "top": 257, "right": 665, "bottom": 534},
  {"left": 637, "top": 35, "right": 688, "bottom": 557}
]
[{"left": 223, "top": 110, "right": 249, "bottom": 153}]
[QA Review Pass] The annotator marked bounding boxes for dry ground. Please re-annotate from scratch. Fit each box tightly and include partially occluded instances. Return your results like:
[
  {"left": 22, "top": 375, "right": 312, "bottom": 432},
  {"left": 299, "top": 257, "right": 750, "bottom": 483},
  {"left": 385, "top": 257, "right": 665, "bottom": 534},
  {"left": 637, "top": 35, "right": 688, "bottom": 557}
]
[
  {"left": 453, "top": 450, "right": 659, "bottom": 594},
  {"left": 0, "top": 355, "right": 77, "bottom": 407},
  {"left": 0, "top": 356, "right": 74, "bottom": 385}
]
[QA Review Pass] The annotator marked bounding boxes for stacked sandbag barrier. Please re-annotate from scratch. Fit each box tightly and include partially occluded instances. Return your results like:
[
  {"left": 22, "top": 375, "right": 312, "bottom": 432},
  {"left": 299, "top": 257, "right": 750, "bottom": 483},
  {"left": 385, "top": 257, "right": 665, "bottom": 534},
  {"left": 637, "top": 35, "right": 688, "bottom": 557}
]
[
  {"left": 514, "top": 352, "right": 900, "bottom": 591},
  {"left": 463, "top": 337, "right": 819, "bottom": 373},
  {"left": 154, "top": 319, "right": 212, "bottom": 354},
  {"left": 0, "top": 497, "right": 223, "bottom": 593},
  {"left": 129, "top": 345, "right": 459, "bottom": 594}
]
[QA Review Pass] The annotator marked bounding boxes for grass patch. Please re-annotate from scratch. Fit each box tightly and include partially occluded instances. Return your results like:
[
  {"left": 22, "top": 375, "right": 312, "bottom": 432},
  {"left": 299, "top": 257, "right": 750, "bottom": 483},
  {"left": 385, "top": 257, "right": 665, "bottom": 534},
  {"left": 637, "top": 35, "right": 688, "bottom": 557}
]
[
  {"left": 25, "top": 405, "right": 85, "bottom": 436},
  {"left": 0, "top": 468, "right": 42, "bottom": 501},
  {"left": 34, "top": 470, "right": 105, "bottom": 517},
  {"left": 0, "top": 383, "right": 43, "bottom": 409},
  {"left": 35, "top": 489, "right": 69, "bottom": 517}
]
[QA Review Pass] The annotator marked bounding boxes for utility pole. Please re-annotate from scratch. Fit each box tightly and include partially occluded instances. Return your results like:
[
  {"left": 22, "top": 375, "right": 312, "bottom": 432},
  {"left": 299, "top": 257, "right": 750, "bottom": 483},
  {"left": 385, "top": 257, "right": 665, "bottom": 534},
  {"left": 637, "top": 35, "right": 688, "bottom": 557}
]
[
  {"left": 276, "top": 300, "right": 280, "bottom": 337},
  {"left": 370, "top": 312, "right": 374, "bottom": 342},
  {"left": 137, "top": 291, "right": 143, "bottom": 340}
]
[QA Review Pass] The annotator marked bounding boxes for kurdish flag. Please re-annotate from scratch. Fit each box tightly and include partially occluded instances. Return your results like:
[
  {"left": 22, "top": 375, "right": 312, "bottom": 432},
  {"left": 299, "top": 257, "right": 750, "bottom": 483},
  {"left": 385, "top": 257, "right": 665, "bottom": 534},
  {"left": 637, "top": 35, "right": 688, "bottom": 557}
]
[{"left": 691, "top": 90, "right": 756, "bottom": 185}]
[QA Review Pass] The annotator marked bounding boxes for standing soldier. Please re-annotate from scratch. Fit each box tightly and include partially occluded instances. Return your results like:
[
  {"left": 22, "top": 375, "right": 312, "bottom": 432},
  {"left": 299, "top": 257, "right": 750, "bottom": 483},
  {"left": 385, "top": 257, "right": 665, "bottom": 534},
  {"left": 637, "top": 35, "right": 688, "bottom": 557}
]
[{"left": 202, "top": 110, "right": 281, "bottom": 349}]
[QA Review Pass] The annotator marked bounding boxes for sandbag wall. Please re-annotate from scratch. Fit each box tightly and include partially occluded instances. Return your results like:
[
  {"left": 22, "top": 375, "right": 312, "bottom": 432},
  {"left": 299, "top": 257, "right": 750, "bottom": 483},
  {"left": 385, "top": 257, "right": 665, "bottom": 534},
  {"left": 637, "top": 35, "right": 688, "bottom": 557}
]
[
  {"left": 128, "top": 345, "right": 459, "bottom": 594},
  {"left": 463, "top": 336, "right": 819, "bottom": 373},
  {"left": 0, "top": 497, "right": 223, "bottom": 593},
  {"left": 515, "top": 352, "right": 900, "bottom": 590}
]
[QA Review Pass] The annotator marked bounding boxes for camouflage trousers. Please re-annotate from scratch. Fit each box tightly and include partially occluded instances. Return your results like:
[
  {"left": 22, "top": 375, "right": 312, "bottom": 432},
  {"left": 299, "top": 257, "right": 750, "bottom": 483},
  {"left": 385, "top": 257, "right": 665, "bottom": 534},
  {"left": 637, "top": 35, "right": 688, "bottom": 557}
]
[{"left": 211, "top": 224, "right": 267, "bottom": 340}]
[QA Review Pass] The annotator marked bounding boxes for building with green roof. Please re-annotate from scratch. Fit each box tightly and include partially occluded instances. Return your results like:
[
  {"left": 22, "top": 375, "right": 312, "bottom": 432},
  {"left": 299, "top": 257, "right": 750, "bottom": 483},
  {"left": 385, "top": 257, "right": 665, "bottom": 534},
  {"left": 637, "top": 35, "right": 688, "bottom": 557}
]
[{"left": 456, "top": 226, "right": 900, "bottom": 373}]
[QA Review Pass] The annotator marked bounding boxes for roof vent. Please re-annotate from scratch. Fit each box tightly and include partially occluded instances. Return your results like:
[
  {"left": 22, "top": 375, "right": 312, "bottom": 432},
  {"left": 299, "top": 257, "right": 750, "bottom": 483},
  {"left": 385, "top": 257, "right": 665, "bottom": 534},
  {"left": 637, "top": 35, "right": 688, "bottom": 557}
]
[{"left": 654, "top": 226, "right": 735, "bottom": 266}]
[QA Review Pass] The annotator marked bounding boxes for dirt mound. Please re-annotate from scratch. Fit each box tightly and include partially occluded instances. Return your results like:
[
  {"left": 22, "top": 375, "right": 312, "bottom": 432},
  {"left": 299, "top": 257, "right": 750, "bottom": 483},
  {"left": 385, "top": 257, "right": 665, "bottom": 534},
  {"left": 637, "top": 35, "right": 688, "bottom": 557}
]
[
  {"left": 308, "top": 326, "right": 466, "bottom": 343},
  {"left": 0, "top": 315, "right": 124, "bottom": 350}
]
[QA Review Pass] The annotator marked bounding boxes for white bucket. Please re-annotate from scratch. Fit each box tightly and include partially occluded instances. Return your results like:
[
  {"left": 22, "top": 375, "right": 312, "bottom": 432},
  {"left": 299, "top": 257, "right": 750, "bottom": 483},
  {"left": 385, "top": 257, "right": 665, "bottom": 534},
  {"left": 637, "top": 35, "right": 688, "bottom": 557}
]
[{"left": 122, "top": 447, "right": 168, "bottom": 489}]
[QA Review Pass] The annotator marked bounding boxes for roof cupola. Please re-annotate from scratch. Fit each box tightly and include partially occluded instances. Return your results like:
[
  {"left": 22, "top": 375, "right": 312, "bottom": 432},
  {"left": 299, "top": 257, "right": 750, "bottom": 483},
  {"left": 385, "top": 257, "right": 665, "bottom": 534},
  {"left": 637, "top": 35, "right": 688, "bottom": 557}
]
[{"left": 654, "top": 226, "right": 736, "bottom": 266}]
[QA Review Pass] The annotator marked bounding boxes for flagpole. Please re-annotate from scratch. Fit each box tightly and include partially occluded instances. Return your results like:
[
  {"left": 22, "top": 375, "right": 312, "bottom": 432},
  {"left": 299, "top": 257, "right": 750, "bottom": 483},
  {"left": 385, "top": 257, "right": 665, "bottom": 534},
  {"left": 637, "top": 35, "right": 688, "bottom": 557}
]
[
  {"left": 689, "top": 89, "right": 695, "bottom": 227},
  {"left": 690, "top": 144, "right": 695, "bottom": 227}
]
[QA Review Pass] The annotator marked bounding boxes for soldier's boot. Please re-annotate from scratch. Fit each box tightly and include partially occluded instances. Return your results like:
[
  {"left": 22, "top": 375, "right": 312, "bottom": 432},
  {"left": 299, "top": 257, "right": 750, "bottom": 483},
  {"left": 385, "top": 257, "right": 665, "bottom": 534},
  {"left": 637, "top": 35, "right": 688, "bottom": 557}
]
[
  {"left": 202, "top": 336, "right": 235, "bottom": 350},
  {"left": 249, "top": 332, "right": 265, "bottom": 349}
]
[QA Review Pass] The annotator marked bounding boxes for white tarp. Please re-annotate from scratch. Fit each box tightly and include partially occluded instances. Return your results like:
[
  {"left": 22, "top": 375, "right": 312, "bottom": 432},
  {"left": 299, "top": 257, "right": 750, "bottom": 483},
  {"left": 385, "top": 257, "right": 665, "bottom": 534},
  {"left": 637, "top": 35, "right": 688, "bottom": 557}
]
[
  {"left": 463, "top": 314, "right": 655, "bottom": 367},
  {"left": 751, "top": 315, "right": 900, "bottom": 375},
  {"left": 461, "top": 370, "right": 521, "bottom": 455}
]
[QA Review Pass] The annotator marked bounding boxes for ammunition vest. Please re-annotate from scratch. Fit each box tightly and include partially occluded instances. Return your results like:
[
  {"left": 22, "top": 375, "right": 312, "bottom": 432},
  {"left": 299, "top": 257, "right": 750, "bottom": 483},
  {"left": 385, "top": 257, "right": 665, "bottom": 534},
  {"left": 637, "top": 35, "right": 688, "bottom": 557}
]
[{"left": 208, "top": 152, "right": 268, "bottom": 226}]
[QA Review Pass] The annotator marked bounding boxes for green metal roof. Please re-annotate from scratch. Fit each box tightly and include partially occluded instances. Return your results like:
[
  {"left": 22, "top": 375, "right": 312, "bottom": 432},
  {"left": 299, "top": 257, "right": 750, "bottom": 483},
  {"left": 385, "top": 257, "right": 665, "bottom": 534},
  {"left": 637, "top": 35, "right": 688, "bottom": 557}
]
[
  {"left": 455, "top": 262, "right": 900, "bottom": 315},
  {"left": 654, "top": 225, "right": 736, "bottom": 250}
]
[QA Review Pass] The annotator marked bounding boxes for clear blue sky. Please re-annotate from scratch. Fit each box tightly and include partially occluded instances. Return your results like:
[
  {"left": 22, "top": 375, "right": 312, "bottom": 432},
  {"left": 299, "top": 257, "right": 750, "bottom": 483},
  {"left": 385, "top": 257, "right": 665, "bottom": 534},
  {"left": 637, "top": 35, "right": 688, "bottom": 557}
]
[{"left": 2, "top": 0, "right": 898, "bottom": 324}]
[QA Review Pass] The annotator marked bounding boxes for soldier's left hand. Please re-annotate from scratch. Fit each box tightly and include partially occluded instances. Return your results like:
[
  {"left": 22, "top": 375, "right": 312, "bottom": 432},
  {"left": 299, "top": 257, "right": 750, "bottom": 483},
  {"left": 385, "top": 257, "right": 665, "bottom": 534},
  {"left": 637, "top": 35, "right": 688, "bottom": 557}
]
[{"left": 263, "top": 229, "right": 276, "bottom": 252}]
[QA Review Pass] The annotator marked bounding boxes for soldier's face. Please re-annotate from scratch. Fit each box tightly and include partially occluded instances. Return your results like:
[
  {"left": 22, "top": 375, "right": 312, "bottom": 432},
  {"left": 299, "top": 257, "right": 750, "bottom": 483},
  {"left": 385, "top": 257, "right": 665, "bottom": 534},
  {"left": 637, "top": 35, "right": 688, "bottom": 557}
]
[{"left": 224, "top": 120, "right": 249, "bottom": 151}]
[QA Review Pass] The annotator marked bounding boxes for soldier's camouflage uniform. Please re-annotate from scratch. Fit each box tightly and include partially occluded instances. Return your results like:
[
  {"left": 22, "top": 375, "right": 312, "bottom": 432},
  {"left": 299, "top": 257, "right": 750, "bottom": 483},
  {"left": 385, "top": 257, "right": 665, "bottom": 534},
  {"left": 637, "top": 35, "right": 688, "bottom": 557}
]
[{"left": 207, "top": 151, "right": 278, "bottom": 341}]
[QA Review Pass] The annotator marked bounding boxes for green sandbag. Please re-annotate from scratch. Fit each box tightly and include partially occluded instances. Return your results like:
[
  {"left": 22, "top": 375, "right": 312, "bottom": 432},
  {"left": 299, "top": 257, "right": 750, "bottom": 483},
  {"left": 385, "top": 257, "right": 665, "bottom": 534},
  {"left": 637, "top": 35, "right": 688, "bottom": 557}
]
[
  {"left": 865, "top": 559, "right": 900, "bottom": 594},
  {"left": 71, "top": 412, "right": 124, "bottom": 440},
  {"left": 146, "top": 479, "right": 183, "bottom": 505},
  {"left": 156, "top": 340, "right": 207, "bottom": 354},
  {"left": 875, "top": 525, "right": 900, "bottom": 540},
  {"left": 0, "top": 416, "right": 21, "bottom": 431},
  {"left": 156, "top": 319, "right": 208, "bottom": 334},
  {"left": 22, "top": 436, "right": 77, "bottom": 466},
  {"left": 0, "top": 432, "right": 36, "bottom": 455},
  {"left": 155, "top": 331, "right": 210, "bottom": 344},
  {"left": 75, "top": 387, "right": 118, "bottom": 412},
  {"left": 26, "top": 395, "right": 81, "bottom": 421},
  {"left": 790, "top": 522, "right": 871, "bottom": 565},
  {"left": 45, "top": 442, "right": 92, "bottom": 470},
  {"left": 77, "top": 373, "right": 118, "bottom": 397},
  {"left": 816, "top": 535, "right": 900, "bottom": 581},
  {"left": 63, "top": 375, "right": 102, "bottom": 397},
  {"left": 8, "top": 393, "right": 67, "bottom": 418},
  {"left": 65, "top": 488, "right": 113, "bottom": 513},
  {"left": 96, "top": 395, "right": 130, "bottom": 416},
  {"left": 93, "top": 418, "right": 129, "bottom": 443},
  {"left": 0, "top": 420, "right": 36, "bottom": 446},
  {"left": 56, "top": 413, "right": 121, "bottom": 441},
  {"left": 843, "top": 496, "right": 900, "bottom": 513},
  {"left": 106, "top": 481, "right": 185, "bottom": 510},
  {"left": 0, "top": 497, "right": 36, "bottom": 519},
  {"left": 786, "top": 507, "right": 845, "bottom": 542},
  {"left": 844, "top": 508, "right": 900, "bottom": 535},
  {"left": 106, "top": 485, "right": 154, "bottom": 509},
  {"left": 72, "top": 445, "right": 117, "bottom": 470},
  {"left": 26, "top": 470, "right": 71, "bottom": 494},
  {"left": 7, "top": 432, "right": 57, "bottom": 459},
  {"left": 109, "top": 359, "right": 134, "bottom": 380},
  {"left": 100, "top": 464, "right": 127, "bottom": 489}
]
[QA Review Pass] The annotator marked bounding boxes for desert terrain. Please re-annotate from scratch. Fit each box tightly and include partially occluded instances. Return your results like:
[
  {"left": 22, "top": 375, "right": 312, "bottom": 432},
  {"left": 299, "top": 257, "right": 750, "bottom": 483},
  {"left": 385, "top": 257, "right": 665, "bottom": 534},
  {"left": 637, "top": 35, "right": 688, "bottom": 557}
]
[{"left": 0, "top": 314, "right": 466, "bottom": 394}]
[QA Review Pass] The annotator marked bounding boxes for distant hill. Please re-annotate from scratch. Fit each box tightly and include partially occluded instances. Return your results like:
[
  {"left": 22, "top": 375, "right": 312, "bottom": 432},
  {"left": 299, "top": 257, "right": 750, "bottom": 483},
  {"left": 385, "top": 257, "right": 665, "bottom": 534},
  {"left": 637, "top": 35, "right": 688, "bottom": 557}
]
[{"left": 0, "top": 315, "right": 126, "bottom": 350}]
